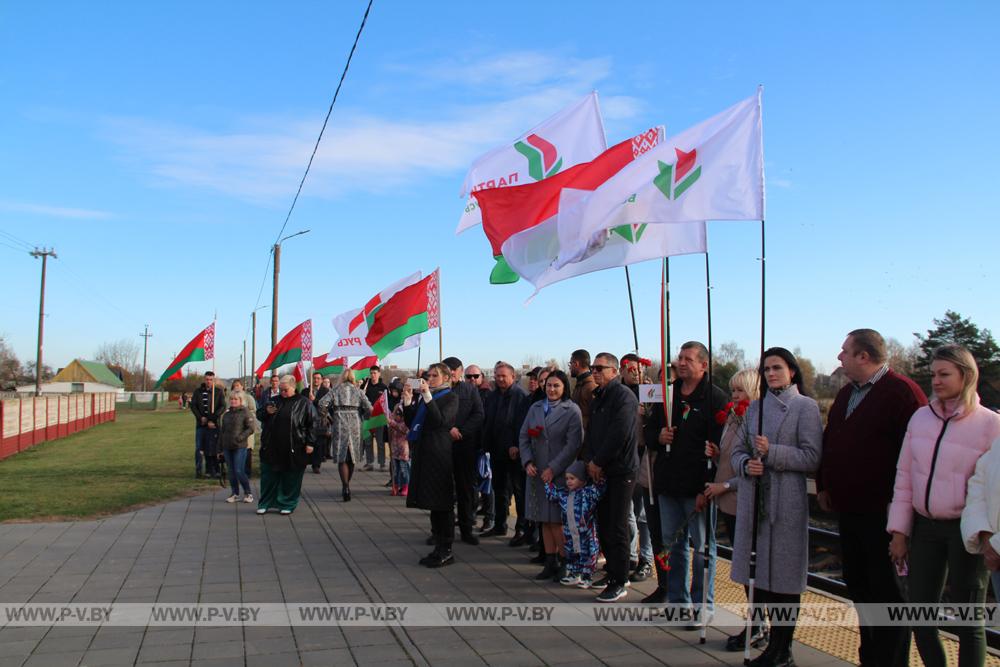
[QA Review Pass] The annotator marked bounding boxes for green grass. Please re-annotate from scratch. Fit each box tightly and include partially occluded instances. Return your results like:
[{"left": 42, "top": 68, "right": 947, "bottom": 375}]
[{"left": 0, "top": 408, "right": 219, "bottom": 522}]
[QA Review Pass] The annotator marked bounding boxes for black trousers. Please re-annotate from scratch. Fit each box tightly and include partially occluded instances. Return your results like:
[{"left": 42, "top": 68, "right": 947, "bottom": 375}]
[
  {"left": 839, "top": 511, "right": 911, "bottom": 667},
  {"left": 756, "top": 590, "right": 800, "bottom": 652},
  {"left": 430, "top": 508, "right": 455, "bottom": 550},
  {"left": 453, "top": 444, "right": 479, "bottom": 536},
  {"left": 491, "top": 451, "right": 528, "bottom": 532},
  {"left": 597, "top": 474, "right": 637, "bottom": 586}
]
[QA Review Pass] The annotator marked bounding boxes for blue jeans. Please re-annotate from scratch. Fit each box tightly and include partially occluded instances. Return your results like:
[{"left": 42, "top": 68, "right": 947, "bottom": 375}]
[
  {"left": 223, "top": 449, "right": 251, "bottom": 496},
  {"left": 630, "top": 489, "right": 653, "bottom": 564},
  {"left": 195, "top": 425, "right": 219, "bottom": 475},
  {"left": 392, "top": 459, "right": 411, "bottom": 489},
  {"left": 658, "top": 495, "right": 716, "bottom": 613}
]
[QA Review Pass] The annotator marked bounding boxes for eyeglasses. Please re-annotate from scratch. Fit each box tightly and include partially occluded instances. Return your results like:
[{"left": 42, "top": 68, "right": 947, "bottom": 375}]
[
  {"left": 590, "top": 365, "right": 612, "bottom": 373},
  {"left": 465, "top": 374, "right": 481, "bottom": 379}
]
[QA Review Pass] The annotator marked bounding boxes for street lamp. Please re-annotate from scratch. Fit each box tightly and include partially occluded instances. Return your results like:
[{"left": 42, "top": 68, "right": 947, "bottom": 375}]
[{"left": 250, "top": 305, "right": 269, "bottom": 382}]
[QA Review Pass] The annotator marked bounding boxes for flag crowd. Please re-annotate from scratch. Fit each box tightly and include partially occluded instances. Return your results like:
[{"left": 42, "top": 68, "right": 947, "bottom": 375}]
[{"left": 156, "top": 91, "right": 1000, "bottom": 667}]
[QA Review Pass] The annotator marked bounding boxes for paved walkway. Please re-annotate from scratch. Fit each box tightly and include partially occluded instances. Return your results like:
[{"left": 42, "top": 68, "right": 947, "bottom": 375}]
[{"left": 0, "top": 469, "right": 854, "bottom": 667}]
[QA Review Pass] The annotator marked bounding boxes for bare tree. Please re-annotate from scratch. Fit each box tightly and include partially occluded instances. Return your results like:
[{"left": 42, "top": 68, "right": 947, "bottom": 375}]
[
  {"left": 0, "top": 335, "right": 21, "bottom": 388},
  {"left": 885, "top": 337, "right": 918, "bottom": 377},
  {"left": 95, "top": 339, "right": 141, "bottom": 370}
]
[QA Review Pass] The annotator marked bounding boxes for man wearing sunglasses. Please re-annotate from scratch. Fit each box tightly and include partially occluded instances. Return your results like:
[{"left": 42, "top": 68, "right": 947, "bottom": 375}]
[
  {"left": 583, "top": 352, "right": 640, "bottom": 602},
  {"left": 443, "top": 357, "right": 485, "bottom": 546}
]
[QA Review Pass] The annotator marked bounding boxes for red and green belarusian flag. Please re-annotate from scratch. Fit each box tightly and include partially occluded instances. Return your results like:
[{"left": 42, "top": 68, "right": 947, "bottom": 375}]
[
  {"left": 362, "top": 390, "right": 389, "bottom": 433},
  {"left": 351, "top": 356, "right": 378, "bottom": 381},
  {"left": 365, "top": 270, "right": 440, "bottom": 358},
  {"left": 255, "top": 320, "right": 312, "bottom": 379},
  {"left": 313, "top": 354, "right": 346, "bottom": 377},
  {"left": 155, "top": 322, "right": 216, "bottom": 387}
]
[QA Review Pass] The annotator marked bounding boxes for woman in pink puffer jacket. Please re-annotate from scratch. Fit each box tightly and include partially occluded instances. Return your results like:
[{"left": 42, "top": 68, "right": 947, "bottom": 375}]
[{"left": 887, "top": 344, "right": 1000, "bottom": 667}]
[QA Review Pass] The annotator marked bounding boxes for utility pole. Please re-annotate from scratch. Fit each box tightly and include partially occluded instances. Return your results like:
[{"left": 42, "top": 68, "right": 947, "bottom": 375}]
[
  {"left": 242, "top": 340, "right": 247, "bottom": 385},
  {"left": 139, "top": 324, "right": 153, "bottom": 391},
  {"left": 251, "top": 305, "right": 267, "bottom": 384},
  {"left": 270, "top": 230, "right": 309, "bottom": 377},
  {"left": 30, "top": 248, "right": 57, "bottom": 397}
]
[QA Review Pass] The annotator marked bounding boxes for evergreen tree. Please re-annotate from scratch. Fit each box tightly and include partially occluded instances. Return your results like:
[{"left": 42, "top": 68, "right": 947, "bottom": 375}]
[{"left": 914, "top": 311, "right": 1000, "bottom": 407}]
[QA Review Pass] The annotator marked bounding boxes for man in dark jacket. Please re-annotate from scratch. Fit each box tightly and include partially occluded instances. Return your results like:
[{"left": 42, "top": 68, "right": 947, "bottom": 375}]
[
  {"left": 360, "top": 366, "right": 389, "bottom": 471},
  {"left": 482, "top": 362, "right": 530, "bottom": 540},
  {"left": 583, "top": 352, "right": 640, "bottom": 603},
  {"left": 465, "top": 364, "right": 495, "bottom": 531},
  {"left": 302, "top": 372, "right": 330, "bottom": 474},
  {"left": 255, "top": 374, "right": 318, "bottom": 515},
  {"left": 443, "top": 357, "right": 485, "bottom": 545},
  {"left": 651, "top": 341, "right": 727, "bottom": 620},
  {"left": 818, "top": 329, "right": 926, "bottom": 667},
  {"left": 190, "top": 371, "right": 226, "bottom": 478}
]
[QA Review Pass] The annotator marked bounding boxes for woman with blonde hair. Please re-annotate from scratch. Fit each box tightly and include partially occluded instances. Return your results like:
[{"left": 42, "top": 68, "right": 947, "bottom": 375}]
[
  {"left": 705, "top": 368, "right": 763, "bottom": 651},
  {"left": 318, "top": 369, "right": 372, "bottom": 502},
  {"left": 888, "top": 344, "right": 1000, "bottom": 667}
]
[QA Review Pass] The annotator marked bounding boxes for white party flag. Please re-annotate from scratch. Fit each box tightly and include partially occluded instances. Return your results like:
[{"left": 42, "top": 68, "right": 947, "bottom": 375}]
[
  {"left": 455, "top": 92, "right": 606, "bottom": 234},
  {"left": 554, "top": 90, "right": 763, "bottom": 269}
]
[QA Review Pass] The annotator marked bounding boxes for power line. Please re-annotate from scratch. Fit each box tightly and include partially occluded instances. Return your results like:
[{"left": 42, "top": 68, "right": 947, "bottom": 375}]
[
  {"left": 270, "top": 0, "right": 374, "bottom": 249},
  {"left": 0, "top": 229, "right": 36, "bottom": 251},
  {"left": 247, "top": 0, "right": 374, "bottom": 330}
]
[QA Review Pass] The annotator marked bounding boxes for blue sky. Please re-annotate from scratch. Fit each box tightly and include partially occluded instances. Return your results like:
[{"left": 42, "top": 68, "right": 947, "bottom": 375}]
[{"left": 2, "top": 1, "right": 998, "bottom": 378}]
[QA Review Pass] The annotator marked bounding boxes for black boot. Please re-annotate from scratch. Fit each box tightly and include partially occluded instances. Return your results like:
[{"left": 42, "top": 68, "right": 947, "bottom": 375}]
[
  {"left": 640, "top": 561, "right": 670, "bottom": 603},
  {"left": 427, "top": 546, "right": 454, "bottom": 568},
  {"left": 535, "top": 554, "right": 558, "bottom": 580},
  {"left": 553, "top": 555, "right": 566, "bottom": 583},
  {"left": 766, "top": 625, "right": 794, "bottom": 667},
  {"left": 726, "top": 624, "right": 769, "bottom": 652},
  {"left": 747, "top": 624, "right": 783, "bottom": 667}
]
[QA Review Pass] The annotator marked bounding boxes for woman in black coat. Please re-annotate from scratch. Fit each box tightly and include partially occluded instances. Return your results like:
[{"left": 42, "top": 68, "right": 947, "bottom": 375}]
[{"left": 403, "top": 362, "right": 459, "bottom": 568}]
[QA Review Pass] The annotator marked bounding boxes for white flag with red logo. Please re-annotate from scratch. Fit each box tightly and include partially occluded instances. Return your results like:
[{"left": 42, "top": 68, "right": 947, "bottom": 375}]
[
  {"left": 455, "top": 92, "right": 606, "bottom": 234},
  {"left": 331, "top": 272, "right": 423, "bottom": 358},
  {"left": 553, "top": 90, "right": 764, "bottom": 270}
]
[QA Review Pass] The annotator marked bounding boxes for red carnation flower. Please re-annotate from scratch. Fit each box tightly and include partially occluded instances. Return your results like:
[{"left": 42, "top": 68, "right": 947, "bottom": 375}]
[
  {"left": 734, "top": 399, "right": 750, "bottom": 417},
  {"left": 527, "top": 426, "right": 544, "bottom": 438},
  {"left": 715, "top": 409, "right": 729, "bottom": 425}
]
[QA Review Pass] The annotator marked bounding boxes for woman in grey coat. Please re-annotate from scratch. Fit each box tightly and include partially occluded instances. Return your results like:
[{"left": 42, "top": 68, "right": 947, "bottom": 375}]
[
  {"left": 520, "top": 370, "right": 583, "bottom": 581},
  {"left": 731, "top": 347, "right": 822, "bottom": 667},
  {"left": 318, "top": 369, "right": 372, "bottom": 502}
]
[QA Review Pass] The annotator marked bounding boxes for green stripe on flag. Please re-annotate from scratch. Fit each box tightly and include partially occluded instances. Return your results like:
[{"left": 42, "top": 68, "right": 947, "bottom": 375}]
[
  {"left": 266, "top": 349, "right": 303, "bottom": 371},
  {"left": 673, "top": 166, "right": 702, "bottom": 199},
  {"left": 362, "top": 414, "right": 388, "bottom": 433},
  {"left": 370, "top": 312, "right": 429, "bottom": 359},
  {"left": 316, "top": 365, "right": 344, "bottom": 377},
  {"left": 155, "top": 348, "right": 206, "bottom": 387}
]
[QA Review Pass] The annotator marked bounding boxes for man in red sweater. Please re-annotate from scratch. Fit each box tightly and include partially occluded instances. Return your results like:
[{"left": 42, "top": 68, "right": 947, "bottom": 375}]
[{"left": 818, "top": 328, "right": 927, "bottom": 667}]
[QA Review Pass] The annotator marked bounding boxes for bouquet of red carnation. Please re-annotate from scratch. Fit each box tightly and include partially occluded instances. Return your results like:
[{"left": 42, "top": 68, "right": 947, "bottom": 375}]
[
  {"left": 715, "top": 399, "right": 751, "bottom": 425},
  {"left": 527, "top": 425, "right": 544, "bottom": 438}
]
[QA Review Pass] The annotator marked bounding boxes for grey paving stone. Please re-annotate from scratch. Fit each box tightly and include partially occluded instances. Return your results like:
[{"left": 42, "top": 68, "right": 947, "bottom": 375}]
[
  {"left": 32, "top": 634, "right": 95, "bottom": 654},
  {"left": 191, "top": 640, "right": 245, "bottom": 660},
  {"left": 300, "top": 647, "right": 357, "bottom": 665},
  {"left": 245, "top": 652, "right": 302, "bottom": 667},
  {"left": 78, "top": 646, "right": 140, "bottom": 666},
  {"left": 23, "top": 652, "right": 84, "bottom": 667},
  {"left": 136, "top": 641, "right": 191, "bottom": 663}
]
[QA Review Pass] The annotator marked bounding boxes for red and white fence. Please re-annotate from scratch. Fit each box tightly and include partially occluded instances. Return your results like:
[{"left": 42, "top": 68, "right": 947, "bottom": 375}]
[{"left": 0, "top": 393, "right": 117, "bottom": 461}]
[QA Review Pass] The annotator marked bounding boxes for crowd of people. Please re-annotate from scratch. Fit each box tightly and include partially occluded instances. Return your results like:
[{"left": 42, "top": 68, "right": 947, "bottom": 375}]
[{"left": 185, "top": 328, "right": 1000, "bottom": 667}]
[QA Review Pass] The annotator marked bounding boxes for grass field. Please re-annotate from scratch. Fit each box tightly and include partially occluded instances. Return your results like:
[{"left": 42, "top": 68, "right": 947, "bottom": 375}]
[{"left": 0, "top": 408, "right": 220, "bottom": 522}]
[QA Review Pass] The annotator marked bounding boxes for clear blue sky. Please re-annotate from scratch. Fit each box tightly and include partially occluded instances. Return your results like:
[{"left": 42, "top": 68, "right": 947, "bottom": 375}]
[{"left": 2, "top": 1, "right": 998, "bottom": 378}]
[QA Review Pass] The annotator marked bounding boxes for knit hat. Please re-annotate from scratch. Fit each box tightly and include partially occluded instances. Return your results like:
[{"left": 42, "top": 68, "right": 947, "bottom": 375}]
[{"left": 565, "top": 460, "right": 587, "bottom": 482}]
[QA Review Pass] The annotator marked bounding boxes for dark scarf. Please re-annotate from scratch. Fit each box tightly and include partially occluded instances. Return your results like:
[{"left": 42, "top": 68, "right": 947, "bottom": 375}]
[{"left": 407, "top": 387, "right": 452, "bottom": 442}]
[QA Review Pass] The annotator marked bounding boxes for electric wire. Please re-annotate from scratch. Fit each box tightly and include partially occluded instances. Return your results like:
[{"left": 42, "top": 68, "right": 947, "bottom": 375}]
[{"left": 246, "top": 0, "right": 374, "bottom": 344}]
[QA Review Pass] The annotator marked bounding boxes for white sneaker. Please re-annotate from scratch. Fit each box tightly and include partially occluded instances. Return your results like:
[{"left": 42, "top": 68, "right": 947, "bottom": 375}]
[
  {"left": 577, "top": 577, "right": 594, "bottom": 589},
  {"left": 256, "top": 508, "right": 267, "bottom": 515},
  {"left": 225, "top": 495, "right": 238, "bottom": 503},
  {"left": 280, "top": 509, "right": 292, "bottom": 515},
  {"left": 559, "top": 574, "right": 581, "bottom": 586},
  {"left": 243, "top": 495, "right": 254, "bottom": 503}
]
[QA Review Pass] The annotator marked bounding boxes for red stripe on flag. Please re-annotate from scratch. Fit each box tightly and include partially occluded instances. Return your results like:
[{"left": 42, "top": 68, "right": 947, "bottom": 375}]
[
  {"left": 366, "top": 276, "right": 431, "bottom": 344},
  {"left": 526, "top": 134, "right": 558, "bottom": 173}
]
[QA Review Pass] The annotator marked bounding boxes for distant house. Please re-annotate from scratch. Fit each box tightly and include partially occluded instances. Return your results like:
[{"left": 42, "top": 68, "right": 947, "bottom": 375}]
[{"left": 15, "top": 359, "right": 125, "bottom": 394}]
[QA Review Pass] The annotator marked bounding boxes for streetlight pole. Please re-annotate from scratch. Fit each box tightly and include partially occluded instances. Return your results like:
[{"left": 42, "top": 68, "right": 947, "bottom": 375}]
[
  {"left": 139, "top": 324, "right": 153, "bottom": 391},
  {"left": 30, "top": 248, "right": 57, "bottom": 396},
  {"left": 270, "top": 230, "right": 309, "bottom": 376}
]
